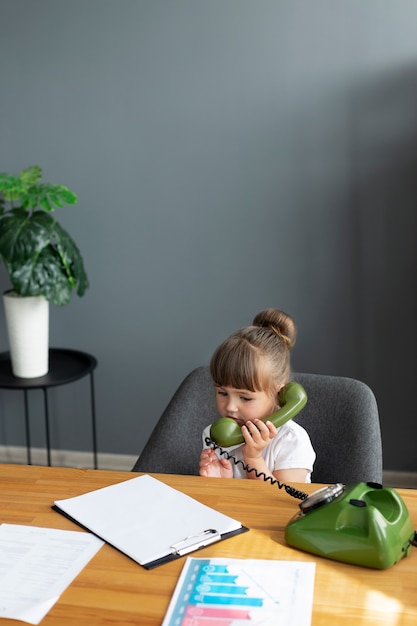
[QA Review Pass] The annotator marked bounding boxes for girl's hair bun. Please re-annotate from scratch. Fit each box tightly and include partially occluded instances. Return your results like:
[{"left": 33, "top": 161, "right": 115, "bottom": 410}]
[{"left": 252, "top": 308, "right": 297, "bottom": 350}]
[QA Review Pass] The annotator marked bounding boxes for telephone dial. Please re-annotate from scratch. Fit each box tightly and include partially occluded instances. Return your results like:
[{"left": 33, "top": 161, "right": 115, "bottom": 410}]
[{"left": 206, "top": 382, "right": 417, "bottom": 569}]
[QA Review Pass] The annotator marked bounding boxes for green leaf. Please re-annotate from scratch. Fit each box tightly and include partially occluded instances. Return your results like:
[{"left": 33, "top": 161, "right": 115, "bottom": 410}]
[
  {"left": 48, "top": 193, "right": 64, "bottom": 209},
  {"left": 20, "top": 166, "right": 42, "bottom": 188},
  {"left": 8, "top": 246, "right": 73, "bottom": 306},
  {"left": 54, "top": 221, "right": 89, "bottom": 298},
  {"left": 39, "top": 193, "right": 53, "bottom": 212},
  {"left": 20, "top": 183, "right": 78, "bottom": 212},
  {"left": 53, "top": 185, "right": 78, "bottom": 205},
  {"left": 0, "top": 173, "right": 27, "bottom": 202},
  {"left": 0, "top": 209, "right": 55, "bottom": 264}
]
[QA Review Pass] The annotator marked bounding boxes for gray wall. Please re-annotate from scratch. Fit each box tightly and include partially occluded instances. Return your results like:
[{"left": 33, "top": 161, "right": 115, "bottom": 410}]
[{"left": 0, "top": 1, "right": 416, "bottom": 471}]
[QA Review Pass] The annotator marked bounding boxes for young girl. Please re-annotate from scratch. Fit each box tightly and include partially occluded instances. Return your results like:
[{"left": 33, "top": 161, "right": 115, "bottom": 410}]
[{"left": 199, "top": 308, "right": 315, "bottom": 483}]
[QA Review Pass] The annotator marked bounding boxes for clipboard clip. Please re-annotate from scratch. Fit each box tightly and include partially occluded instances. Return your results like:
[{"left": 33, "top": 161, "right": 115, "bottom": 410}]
[{"left": 171, "top": 528, "right": 221, "bottom": 556}]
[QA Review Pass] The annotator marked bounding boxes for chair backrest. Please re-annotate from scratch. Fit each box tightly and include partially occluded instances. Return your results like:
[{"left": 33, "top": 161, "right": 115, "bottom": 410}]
[{"left": 132, "top": 366, "right": 383, "bottom": 484}]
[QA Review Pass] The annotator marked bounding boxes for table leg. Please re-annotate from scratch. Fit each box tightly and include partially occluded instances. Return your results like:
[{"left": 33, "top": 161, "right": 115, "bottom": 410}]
[
  {"left": 23, "top": 390, "right": 32, "bottom": 465},
  {"left": 42, "top": 388, "right": 52, "bottom": 467},
  {"left": 90, "top": 372, "right": 98, "bottom": 469}
]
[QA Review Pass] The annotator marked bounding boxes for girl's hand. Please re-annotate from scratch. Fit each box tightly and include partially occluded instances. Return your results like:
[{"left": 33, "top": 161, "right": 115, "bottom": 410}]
[
  {"left": 241, "top": 419, "right": 277, "bottom": 461},
  {"left": 199, "top": 448, "right": 233, "bottom": 478}
]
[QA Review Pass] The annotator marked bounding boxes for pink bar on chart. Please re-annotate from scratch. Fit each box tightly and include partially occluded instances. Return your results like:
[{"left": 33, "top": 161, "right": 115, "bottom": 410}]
[
  {"left": 185, "top": 606, "right": 251, "bottom": 619},
  {"left": 181, "top": 617, "right": 233, "bottom": 626}
]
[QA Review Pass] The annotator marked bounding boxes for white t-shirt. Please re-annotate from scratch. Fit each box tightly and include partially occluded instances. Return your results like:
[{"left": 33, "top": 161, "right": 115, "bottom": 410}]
[{"left": 202, "top": 420, "right": 316, "bottom": 482}]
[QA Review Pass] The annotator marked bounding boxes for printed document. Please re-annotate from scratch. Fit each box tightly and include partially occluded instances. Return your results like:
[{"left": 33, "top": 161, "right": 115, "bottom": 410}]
[
  {"left": 0, "top": 524, "right": 103, "bottom": 624},
  {"left": 162, "top": 557, "right": 316, "bottom": 626}
]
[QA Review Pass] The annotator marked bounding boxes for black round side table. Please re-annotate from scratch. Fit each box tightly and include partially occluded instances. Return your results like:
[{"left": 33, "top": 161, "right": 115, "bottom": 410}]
[{"left": 0, "top": 348, "right": 98, "bottom": 468}]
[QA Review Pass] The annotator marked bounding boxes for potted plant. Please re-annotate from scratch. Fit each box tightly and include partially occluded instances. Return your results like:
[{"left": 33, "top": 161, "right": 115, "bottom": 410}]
[{"left": 0, "top": 165, "right": 89, "bottom": 377}]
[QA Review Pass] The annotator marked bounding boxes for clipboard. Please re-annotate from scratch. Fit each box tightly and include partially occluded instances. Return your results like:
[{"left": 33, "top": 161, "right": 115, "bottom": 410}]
[{"left": 53, "top": 474, "right": 248, "bottom": 569}]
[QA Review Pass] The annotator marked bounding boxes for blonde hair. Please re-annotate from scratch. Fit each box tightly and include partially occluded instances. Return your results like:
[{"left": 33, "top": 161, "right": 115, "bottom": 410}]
[{"left": 210, "top": 308, "right": 296, "bottom": 397}]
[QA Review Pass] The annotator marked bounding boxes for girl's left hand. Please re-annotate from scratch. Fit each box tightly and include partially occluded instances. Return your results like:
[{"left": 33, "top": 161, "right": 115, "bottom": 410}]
[{"left": 241, "top": 419, "right": 277, "bottom": 459}]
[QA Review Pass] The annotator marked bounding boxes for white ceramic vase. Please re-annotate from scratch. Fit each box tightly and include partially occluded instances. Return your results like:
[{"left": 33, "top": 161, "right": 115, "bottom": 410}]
[{"left": 3, "top": 290, "right": 49, "bottom": 378}]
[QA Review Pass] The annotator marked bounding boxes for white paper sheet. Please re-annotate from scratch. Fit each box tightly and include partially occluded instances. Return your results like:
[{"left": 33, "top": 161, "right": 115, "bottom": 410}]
[
  {"left": 54, "top": 474, "right": 244, "bottom": 566},
  {"left": 0, "top": 524, "right": 103, "bottom": 625},
  {"left": 162, "top": 557, "right": 316, "bottom": 626}
]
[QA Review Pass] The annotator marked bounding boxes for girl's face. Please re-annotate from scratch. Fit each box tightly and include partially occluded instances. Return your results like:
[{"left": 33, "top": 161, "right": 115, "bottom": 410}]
[{"left": 214, "top": 385, "right": 278, "bottom": 426}]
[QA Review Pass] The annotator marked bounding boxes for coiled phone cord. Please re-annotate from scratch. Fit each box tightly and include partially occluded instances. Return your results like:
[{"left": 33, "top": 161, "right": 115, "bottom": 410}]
[{"left": 205, "top": 437, "right": 308, "bottom": 501}]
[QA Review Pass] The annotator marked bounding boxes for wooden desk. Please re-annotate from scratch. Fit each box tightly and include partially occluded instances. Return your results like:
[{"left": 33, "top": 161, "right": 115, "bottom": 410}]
[{"left": 0, "top": 464, "right": 416, "bottom": 626}]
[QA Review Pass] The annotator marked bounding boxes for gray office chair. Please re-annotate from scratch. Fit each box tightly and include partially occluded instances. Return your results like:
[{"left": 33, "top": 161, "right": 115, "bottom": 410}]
[{"left": 132, "top": 366, "right": 383, "bottom": 484}]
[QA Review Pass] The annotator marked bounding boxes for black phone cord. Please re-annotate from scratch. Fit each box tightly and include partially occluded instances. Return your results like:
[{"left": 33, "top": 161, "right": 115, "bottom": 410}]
[{"left": 205, "top": 437, "right": 308, "bottom": 501}]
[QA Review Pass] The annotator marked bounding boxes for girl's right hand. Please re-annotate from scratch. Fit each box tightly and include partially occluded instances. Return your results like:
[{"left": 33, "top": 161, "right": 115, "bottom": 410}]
[{"left": 199, "top": 448, "right": 233, "bottom": 478}]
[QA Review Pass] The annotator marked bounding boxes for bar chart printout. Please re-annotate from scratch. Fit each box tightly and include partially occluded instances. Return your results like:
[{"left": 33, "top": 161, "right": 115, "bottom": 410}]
[{"left": 162, "top": 557, "right": 315, "bottom": 626}]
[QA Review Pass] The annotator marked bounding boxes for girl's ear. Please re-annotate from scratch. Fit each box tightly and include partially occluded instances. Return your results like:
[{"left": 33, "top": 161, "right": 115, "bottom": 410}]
[
  {"left": 273, "top": 383, "right": 285, "bottom": 405},
  {"left": 274, "top": 382, "right": 288, "bottom": 407}
]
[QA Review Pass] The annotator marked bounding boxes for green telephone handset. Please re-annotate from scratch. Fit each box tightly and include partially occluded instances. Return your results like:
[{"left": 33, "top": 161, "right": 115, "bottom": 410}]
[{"left": 209, "top": 382, "right": 308, "bottom": 447}]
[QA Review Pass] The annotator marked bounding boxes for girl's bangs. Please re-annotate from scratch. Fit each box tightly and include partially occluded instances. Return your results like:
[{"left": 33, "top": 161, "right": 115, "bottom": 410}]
[{"left": 210, "top": 342, "right": 262, "bottom": 391}]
